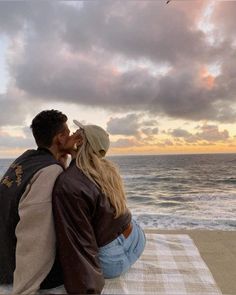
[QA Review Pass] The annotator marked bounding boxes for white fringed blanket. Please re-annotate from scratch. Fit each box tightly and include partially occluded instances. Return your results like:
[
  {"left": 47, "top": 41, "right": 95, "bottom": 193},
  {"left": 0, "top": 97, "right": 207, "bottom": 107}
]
[
  {"left": 0, "top": 234, "right": 222, "bottom": 295},
  {"left": 102, "top": 234, "right": 222, "bottom": 295}
]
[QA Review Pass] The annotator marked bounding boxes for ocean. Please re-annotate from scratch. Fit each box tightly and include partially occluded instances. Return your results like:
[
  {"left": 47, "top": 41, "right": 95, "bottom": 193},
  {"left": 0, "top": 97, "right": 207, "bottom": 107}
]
[{"left": 1, "top": 154, "right": 236, "bottom": 230}]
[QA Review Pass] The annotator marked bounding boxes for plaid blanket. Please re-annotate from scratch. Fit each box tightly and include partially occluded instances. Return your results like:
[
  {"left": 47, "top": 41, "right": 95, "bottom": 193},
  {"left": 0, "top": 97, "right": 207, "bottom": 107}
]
[
  {"left": 102, "top": 234, "right": 222, "bottom": 295},
  {"left": 0, "top": 234, "right": 222, "bottom": 295}
]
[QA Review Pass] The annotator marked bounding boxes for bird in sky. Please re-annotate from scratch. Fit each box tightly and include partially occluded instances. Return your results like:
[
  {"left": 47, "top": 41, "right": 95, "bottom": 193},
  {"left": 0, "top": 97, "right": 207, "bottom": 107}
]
[{"left": 166, "top": 0, "right": 171, "bottom": 4}]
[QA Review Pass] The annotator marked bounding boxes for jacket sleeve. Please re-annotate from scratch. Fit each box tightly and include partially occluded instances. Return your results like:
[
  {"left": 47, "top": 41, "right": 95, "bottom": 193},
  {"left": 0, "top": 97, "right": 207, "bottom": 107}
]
[
  {"left": 52, "top": 177, "right": 105, "bottom": 294},
  {"left": 13, "top": 164, "right": 63, "bottom": 295}
]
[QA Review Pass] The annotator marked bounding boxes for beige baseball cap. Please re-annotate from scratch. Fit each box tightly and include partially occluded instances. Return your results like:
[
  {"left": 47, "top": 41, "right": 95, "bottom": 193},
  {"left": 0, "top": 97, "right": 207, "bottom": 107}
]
[{"left": 73, "top": 120, "right": 110, "bottom": 158}]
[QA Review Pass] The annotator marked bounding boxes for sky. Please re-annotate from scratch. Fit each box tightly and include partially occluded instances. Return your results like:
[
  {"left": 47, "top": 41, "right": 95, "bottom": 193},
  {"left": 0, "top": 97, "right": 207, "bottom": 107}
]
[{"left": 0, "top": 0, "right": 236, "bottom": 158}]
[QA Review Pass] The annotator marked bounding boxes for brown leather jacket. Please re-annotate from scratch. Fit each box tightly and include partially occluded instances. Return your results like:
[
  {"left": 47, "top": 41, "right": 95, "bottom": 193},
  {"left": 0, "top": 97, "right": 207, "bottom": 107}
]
[{"left": 52, "top": 160, "right": 132, "bottom": 294}]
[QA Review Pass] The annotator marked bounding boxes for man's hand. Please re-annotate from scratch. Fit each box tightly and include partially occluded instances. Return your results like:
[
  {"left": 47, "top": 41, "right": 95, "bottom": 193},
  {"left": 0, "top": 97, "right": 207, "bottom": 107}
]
[
  {"left": 66, "top": 130, "right": 83, "bottom": 159},
  {"left": 58, "top": 153, "right": 69, "bottom": 169}
]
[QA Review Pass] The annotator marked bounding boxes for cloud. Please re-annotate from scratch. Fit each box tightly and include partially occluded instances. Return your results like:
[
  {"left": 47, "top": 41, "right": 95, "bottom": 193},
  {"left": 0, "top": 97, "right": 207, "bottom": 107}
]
[
  {"left": 169, "top": 128, "right": 192, "bottom": 138},
  {"left": 0, "top": 130, "right": 34, "bottom": 149},
  {"left": 168, "top": 124, "right": 229, "bottom": 144},
  {"left": 107, "top": 114, "right": 140, "bottom": 136},
  {"left": 1, "top": 0, "right": 236, "bottom": 127},
  {"left": 142, "top": 119, "right": 158, "bottom": 126},
  {"left": 107, "top": 113, "right": 160, "bottom": 140},
  {"left": 0, "top": 116, "right": 223, "bottom": 154},
  {"left": 62, "top": 1, "right": 208, "bottom": 64},
  {"left": 163, "top": 139, "right": 174, "bottom": 146},
  {"left": 0, "top": 93, "right": 26, "bottom": 126},
  {"left": 195, "top": 124, "right": 229, "bottom": 142},
  {"left": 111, "top": 138, "right": 140, "bottom": 148},
  {"left": 211, "top": 1, "right": 236, "bottom": 39},
  {"left": 0, "top": 88, "right": 43, "bottom": 127},
  {"left": 0, "top": 2, "right": 28, "bottom": 35},
  {"left": 141, "top": 127, "right": 159, "bottom": 136},
  {"left": 152, "top": 64, "right": 236, "bottom": 122}
]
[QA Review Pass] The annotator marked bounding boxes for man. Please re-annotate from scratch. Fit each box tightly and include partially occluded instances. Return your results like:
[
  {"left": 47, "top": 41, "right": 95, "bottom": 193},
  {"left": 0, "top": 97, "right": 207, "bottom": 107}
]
[{"left": 0, "top": 110, "right": 79, "bottom": 294}]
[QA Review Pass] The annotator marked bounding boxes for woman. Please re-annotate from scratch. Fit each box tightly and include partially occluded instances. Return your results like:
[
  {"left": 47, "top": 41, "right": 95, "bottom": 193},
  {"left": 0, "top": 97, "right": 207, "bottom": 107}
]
[{"left": 52, "top": 121, "right": 146, "bottom": 294}]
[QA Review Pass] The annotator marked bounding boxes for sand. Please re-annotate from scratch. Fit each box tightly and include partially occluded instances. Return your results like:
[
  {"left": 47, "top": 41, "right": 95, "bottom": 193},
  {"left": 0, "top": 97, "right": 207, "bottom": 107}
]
[{"left": 145, "top": 229, "right": 236, "bottom": 295}]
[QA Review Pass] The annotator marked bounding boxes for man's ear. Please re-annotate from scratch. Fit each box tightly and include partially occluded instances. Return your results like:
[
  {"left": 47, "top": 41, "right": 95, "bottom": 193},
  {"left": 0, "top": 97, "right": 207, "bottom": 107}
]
[{"left": 52, "top": 133, "right": 63, "bottom": 146}]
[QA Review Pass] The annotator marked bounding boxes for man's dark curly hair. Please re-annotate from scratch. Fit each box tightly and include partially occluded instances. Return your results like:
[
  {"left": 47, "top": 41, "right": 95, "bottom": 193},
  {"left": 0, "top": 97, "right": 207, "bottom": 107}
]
[{"left": 30, "top": 110, "right": 68, "bottom": 148}]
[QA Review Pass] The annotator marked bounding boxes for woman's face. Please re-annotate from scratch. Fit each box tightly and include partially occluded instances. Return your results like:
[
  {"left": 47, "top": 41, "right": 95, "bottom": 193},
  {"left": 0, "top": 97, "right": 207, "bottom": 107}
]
[
  {"left": 63, "top": 129, "right": 83, "bottom": 152},
  {"left": 73, "top": 129, "right": 83, "bottom": 137}
]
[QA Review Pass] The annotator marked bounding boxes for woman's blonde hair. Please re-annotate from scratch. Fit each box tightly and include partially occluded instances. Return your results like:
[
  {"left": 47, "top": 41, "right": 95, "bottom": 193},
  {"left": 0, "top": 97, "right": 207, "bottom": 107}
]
[{"left": 76, "top": 133, "right": 127, "bottom": 218}]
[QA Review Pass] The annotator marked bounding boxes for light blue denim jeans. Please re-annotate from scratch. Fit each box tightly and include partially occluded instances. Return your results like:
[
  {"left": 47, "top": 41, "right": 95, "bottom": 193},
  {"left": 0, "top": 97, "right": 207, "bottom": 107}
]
[{"left": 98, "top": 219, "right": 146, "bottom": 278}]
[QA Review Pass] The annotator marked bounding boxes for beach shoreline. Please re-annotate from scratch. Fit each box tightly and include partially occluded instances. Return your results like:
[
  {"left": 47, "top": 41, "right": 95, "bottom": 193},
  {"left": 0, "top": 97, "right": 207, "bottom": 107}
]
[{"left": 145, "top": 229, "right": 236, "bottom": 295}]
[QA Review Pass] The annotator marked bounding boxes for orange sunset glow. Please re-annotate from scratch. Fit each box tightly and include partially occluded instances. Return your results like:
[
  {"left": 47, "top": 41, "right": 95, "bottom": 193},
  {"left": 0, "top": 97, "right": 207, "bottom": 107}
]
[
  {"left": 200, "top": 67, "right": 215, "bottom": 90},
  {"left": 0, "top": 0, "right": 236, "bottom": 158}
]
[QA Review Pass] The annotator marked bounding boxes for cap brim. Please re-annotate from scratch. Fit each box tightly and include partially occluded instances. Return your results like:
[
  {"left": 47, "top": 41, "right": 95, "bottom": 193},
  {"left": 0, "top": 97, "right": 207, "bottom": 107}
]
[{"left": 73, "top": 120, "right": 84, "bottom": 129}]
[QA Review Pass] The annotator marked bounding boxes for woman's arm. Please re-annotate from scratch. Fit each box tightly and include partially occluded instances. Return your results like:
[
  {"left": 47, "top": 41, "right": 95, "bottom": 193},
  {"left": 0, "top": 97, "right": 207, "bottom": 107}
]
[{"left": 52, "top": 178, "right": 104, "bottom": 294}]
